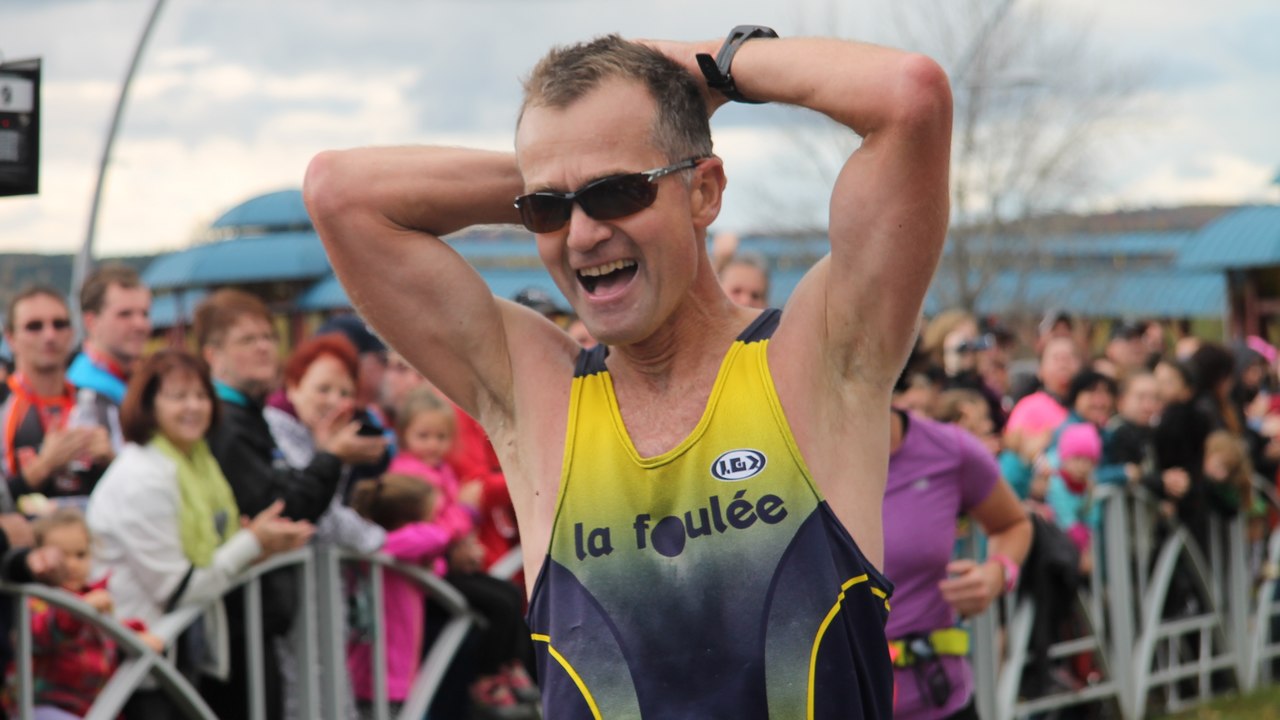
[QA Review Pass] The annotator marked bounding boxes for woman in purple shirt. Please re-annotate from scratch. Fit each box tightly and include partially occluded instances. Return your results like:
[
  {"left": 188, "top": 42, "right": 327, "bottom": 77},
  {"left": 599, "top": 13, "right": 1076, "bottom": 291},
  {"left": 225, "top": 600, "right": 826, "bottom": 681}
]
[{"left": 883, "top": 409, "right": 1032, "bottom": 719}]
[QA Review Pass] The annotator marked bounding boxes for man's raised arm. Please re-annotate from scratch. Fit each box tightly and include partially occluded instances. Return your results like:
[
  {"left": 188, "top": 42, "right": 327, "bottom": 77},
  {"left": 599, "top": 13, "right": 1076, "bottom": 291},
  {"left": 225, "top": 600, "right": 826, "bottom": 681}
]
[
  {"left": 304, "top": 147, "right": 537, "bottom": 421},
  {"left": 672, "top": 36, "right": 952, "bottom": 385}
]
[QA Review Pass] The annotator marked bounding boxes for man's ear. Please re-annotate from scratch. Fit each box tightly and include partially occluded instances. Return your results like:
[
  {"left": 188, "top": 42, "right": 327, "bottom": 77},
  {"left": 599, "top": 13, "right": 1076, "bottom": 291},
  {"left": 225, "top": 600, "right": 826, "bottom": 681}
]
[{"left": 689, "top": 157, "right": 727, "bottom": 231}]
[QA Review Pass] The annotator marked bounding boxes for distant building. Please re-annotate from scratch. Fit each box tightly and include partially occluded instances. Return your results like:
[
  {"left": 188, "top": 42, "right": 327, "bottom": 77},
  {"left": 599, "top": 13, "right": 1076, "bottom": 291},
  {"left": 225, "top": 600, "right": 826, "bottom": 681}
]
[{"left": 139, "top": 188, "right": 1280, "bottom": 345}]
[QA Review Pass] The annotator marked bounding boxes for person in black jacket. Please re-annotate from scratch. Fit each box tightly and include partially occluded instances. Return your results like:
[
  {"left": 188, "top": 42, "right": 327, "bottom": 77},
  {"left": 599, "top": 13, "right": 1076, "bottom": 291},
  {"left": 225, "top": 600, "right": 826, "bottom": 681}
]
[{"left": 193, "top": 289, "right": 385, "bottom": 719}]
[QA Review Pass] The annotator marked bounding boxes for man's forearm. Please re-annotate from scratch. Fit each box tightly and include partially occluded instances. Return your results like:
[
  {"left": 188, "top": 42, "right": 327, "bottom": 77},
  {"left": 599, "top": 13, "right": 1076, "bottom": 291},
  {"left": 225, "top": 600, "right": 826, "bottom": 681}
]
[
  {"left": 305, "top": 146, "right": 524, "bottom": 239},
  {"left": 699, "top": 36, "right": 948, "bottom": 136}
]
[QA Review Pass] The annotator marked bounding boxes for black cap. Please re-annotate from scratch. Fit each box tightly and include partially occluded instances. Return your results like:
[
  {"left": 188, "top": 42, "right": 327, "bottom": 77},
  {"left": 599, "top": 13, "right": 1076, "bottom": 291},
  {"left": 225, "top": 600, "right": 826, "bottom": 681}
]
[
  {"left": 1110, "top": 321, "right": 1146, "bottom": 341},
  {"left": 513, "top": 286, "right": 568, "bottom": 319},
  {"left": 316, "top": 314, "right": 386, "bottom": 355}
]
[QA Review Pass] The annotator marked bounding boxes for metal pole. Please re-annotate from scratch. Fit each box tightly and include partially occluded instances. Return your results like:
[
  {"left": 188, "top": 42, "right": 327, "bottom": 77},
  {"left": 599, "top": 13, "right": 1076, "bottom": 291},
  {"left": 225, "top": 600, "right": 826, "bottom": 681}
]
[{"left": 72, "top": 0, "right": 167, "bottom": 334}]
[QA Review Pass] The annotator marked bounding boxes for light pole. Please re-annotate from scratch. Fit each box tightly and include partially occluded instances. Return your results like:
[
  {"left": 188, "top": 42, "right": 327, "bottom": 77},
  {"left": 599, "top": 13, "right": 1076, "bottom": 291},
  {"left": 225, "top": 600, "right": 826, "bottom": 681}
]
[{"left": 71, "top": 0, "right": 167, "bottom": 336}]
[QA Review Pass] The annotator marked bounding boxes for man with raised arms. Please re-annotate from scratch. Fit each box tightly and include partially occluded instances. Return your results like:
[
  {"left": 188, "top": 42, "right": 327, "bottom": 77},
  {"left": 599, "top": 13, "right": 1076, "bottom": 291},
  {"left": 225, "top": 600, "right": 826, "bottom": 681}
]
[{"left": 305, "top": 29, "right": 951, "bottom": 719}]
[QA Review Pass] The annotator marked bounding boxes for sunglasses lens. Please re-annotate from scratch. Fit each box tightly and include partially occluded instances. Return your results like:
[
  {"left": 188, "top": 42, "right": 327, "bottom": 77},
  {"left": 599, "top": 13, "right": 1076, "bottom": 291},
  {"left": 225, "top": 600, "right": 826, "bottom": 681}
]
[
  {"left": 517, "top": 194, "right": 572, "bottom": 233},
  {"left": 579, "top": 175, "right": 658, "bottom": 222}
]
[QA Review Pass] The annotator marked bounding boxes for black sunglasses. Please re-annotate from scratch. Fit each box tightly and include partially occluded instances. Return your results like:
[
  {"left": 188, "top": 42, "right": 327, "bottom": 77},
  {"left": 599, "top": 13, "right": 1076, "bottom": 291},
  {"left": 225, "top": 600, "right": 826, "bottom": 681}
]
[
  {"left": 22, "top": 318, "right": 72, "bottom": 333},
  {"left": 514, "top": 158, "right": 703, "bottom": 234}
]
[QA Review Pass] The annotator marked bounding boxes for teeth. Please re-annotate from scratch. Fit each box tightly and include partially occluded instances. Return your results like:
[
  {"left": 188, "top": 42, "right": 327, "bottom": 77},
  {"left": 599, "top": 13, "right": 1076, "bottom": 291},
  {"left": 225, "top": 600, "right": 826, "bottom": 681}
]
[{"left": 578, "top": 259, "right": 636, "bottom": 277}]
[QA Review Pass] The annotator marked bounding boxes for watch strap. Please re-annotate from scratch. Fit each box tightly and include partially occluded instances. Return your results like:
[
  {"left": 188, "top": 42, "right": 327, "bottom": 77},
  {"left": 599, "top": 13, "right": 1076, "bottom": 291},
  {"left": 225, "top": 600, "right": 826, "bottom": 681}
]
[{"left": 695, "top": 25, "right": 779, "bottom": 104}]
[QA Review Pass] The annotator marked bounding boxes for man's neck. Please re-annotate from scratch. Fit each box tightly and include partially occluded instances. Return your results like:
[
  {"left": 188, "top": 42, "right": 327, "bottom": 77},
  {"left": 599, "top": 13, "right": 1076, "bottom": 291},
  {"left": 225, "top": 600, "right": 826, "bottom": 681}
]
[
  {"left": 18, "top": 365, "right": 67, "bottom": 397},
  {"left": 607, "top": 286, "right": 750, "bottom": 391},
  {"left": 214, "top": 377, "right": 266, "bottom": 405},
  {"left": 85, "top": 342, "right": 132, "bottom": 378}
]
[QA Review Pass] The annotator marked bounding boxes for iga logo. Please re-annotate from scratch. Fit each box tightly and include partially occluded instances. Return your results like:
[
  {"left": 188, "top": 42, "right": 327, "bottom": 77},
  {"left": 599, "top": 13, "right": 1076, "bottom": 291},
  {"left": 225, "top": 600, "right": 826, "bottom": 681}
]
[{"left": 711, "top": 449, "right": 767, "bottom": 481}]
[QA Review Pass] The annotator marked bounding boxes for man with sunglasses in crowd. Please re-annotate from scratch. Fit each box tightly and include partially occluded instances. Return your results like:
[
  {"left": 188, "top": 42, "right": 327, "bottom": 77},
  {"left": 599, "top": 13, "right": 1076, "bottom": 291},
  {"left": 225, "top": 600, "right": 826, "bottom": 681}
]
[
  {"left": 306, "top": 29, "right": 951, "bottom": 718},
  {"left": 1, "top": 287, "right": 112, "bottom": 503}
]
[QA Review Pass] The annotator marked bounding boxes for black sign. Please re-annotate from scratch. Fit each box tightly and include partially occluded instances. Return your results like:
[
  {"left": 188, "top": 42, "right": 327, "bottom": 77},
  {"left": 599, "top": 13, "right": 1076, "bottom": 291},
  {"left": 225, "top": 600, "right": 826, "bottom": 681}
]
[{"left": 0, "top": 58, "right": 41, "bottom": 197}]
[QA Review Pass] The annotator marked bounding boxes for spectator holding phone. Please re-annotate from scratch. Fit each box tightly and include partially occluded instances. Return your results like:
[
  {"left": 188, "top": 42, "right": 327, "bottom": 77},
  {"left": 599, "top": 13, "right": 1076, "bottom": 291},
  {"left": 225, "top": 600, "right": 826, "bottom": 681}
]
[{"left": 264, "top": 333, "right": 388, "bottom": 720}]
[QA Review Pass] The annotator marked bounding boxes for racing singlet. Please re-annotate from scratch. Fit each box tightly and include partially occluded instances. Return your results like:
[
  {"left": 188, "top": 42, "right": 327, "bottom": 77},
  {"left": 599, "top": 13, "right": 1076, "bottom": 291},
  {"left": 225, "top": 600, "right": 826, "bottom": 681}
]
[{"left": 527, "top": 309, "right": 894, "bottom": 719}]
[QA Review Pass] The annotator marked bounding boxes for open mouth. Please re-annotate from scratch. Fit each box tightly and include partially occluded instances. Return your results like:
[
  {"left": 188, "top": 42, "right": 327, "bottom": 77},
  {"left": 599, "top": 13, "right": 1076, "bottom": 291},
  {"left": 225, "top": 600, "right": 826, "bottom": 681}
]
[{"left": 577, "top": 259, "right": 637, "bottom": 296}]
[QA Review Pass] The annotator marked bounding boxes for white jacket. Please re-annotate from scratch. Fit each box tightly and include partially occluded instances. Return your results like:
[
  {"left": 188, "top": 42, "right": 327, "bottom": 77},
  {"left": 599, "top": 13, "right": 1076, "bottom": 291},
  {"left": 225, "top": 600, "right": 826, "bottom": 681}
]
[{"left": 86, "top": 442, "right": 262, "bottom": 680}]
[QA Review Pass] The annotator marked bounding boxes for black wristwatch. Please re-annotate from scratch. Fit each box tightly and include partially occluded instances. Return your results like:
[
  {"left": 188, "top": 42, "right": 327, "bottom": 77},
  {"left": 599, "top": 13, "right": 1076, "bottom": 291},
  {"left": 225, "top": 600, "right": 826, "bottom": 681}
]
[{"left": 695, "top": 25, "right": 780, "bottom": 104}]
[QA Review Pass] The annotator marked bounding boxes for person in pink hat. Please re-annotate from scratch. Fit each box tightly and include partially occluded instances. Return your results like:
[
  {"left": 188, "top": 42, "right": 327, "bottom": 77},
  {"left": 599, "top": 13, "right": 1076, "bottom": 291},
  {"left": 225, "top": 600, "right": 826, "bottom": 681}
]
[{"left": 1029, "top": 422, "right": 1101, "bottom": 574}]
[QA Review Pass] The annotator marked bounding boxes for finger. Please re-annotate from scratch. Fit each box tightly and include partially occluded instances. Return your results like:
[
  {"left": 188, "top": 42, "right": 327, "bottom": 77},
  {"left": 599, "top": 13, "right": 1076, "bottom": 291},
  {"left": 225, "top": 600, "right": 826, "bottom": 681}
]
[
  {"left": 257, "top": 499, "right": 285, "bottom": 521},
  {"left": 945, "top": 559, "right": 976, "bottom": 575}
]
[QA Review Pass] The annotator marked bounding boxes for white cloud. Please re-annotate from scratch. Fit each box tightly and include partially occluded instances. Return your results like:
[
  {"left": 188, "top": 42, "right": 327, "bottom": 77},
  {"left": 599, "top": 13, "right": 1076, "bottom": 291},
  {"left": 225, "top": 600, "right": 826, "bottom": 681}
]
[
  {"left": 1111, "top": 153, "right": 1276, "bottom": 207},
  {"left": 2, "top": 0, "right": 1278, "bottom": 260}
]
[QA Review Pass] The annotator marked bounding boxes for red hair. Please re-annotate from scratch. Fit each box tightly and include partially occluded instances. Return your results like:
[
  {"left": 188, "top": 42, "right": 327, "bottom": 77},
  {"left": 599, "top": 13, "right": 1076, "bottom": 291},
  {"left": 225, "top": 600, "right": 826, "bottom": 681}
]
[{"left": 283, "top": 334, "right": 359, "bottom": 389}]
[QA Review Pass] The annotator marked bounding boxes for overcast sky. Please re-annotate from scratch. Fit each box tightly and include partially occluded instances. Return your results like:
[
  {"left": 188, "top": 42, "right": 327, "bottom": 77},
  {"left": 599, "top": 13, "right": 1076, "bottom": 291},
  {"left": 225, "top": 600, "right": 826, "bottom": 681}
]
[{"left": 1, "top": 0, "right": 1278, "bottom": 257}]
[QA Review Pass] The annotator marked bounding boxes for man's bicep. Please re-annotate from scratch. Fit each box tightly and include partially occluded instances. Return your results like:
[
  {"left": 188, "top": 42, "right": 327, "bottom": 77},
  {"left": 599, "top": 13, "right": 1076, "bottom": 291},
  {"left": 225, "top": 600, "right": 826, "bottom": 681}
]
[
  {"left": 327, "top": 227, "right": 516, "bottom": 420},
  {"left": 307, "top": 147, "right": 525, "bottom": 421},
  {"left": 822, "top": 92, "right": 952, "bottom": 380}
]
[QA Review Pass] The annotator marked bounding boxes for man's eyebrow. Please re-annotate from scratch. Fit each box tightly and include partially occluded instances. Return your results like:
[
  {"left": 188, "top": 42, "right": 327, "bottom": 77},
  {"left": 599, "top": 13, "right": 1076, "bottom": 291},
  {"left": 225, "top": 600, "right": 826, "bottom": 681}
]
[{"left": 526, "top": 168, "right": 634, "bottom": 194}]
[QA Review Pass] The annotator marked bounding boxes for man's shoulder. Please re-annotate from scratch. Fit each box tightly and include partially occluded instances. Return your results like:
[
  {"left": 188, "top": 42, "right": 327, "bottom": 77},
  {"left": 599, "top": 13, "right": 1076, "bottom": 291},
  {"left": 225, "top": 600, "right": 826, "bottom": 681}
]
[{"left": 211, "top": 400, "right": 272, "bottom": 452}]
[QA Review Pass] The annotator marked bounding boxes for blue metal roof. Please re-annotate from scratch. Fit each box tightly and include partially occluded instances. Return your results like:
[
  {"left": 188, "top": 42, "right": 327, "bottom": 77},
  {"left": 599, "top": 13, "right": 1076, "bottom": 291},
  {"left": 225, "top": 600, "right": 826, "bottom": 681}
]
[
  {"left": 999, "top": 231, "right": 1192, "bottom": 258},
  {"left": 923, "top": 269, "right": 1226, "bottom": 318},
  {"left": 1178, "top": 205, "right": 1280, "bottom": 269},
  {"left": 149, "top": 289, "right": 209, "bottom": 329},
  {"left": 142, "top": 232, "right": 330, "bottom": 290},
  {"left": 296, "top": 269, "right": 568, "bottom": 312},
  {"left": 210, "top": 189, "right": 311, "bottom": 231}
]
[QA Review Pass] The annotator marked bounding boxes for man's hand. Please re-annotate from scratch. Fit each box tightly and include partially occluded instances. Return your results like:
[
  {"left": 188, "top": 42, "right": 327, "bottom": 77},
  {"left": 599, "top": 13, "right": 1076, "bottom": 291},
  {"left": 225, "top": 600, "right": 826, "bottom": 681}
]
[
  {"left": 635, "top": 38, "right": 728, "bottom": 116},
  {"left": 24, "top": 428, "right": 95, "bottom": 487},
  {"left": 86, "top": 427, "right": 114, "bottom": 464},
  {"left": 938, "top": 559, "right": 1003, "bottom": 618}
]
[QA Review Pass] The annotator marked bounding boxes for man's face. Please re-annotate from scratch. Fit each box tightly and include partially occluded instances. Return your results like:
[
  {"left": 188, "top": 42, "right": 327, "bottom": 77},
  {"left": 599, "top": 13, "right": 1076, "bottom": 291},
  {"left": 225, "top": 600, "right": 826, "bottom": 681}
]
[
  {"left": 6, "top": 294, "right": 73, "bottom": 375},
  {"left": 720, "top": 263, "right": 767, "bottom": 309},
  {"left": 515, "top": 78, "right": 718, "bottom": 346},
  {"left": 203, "top": 315, "right": 279, "bottom": 397},
  {"left": 1106, "top": 336, "right": 1145, "bottom": 372},
  {"left": 85, "top": 283, "right": 151, "bottom": 369}
]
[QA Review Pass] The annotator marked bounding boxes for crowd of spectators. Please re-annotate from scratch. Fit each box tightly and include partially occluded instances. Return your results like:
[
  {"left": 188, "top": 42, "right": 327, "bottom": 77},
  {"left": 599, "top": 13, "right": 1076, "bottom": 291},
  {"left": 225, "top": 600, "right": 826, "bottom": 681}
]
[
  {"left": 891, "top": 307, "right": 1278, "bottom": 714},
  {"left": 4, "top": 255, "right": 1280, "bottom": 719},
  {"left": 0, "top": 266, "right": 535, "bottom": 720}
]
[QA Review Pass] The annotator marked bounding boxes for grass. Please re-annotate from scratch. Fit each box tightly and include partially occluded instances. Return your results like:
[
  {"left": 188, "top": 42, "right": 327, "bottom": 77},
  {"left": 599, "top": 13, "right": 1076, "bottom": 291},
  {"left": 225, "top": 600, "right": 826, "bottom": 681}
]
[{"left": 1157, "top": 685, "right": 1280, "bottom": 719}]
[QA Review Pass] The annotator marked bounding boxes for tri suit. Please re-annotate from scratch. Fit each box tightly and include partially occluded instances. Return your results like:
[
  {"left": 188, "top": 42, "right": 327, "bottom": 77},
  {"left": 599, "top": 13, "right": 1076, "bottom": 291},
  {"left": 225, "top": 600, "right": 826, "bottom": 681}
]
[{"left": 527, "top": 308, "right": 894, "bottom": 719}]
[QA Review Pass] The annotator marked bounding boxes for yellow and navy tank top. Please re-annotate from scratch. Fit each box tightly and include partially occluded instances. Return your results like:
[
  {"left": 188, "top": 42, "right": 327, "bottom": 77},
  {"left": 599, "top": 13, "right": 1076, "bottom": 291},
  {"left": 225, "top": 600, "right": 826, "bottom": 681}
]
[{"left": 527, "top": 309, "right": 894, "bottom": 719}]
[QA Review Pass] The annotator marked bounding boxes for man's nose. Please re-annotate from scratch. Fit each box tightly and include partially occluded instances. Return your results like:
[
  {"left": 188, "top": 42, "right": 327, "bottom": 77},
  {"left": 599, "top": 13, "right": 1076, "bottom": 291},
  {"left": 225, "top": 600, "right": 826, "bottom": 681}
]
[{"left": 564, "top": 203, "right": 611, "bottom": 254}]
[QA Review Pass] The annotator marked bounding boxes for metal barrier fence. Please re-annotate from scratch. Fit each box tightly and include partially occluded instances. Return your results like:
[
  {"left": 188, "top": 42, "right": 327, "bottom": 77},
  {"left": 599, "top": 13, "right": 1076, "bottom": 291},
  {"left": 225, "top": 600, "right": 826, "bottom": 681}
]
[
  {"left": 2, "top": 545, "right": 475, "bottom": 720},
  {"left": 7, "top": 482, "right": 1280, "bottom": 719},
  {"left": 970, "top": 480, "right": 1280, "bottom": 720}
]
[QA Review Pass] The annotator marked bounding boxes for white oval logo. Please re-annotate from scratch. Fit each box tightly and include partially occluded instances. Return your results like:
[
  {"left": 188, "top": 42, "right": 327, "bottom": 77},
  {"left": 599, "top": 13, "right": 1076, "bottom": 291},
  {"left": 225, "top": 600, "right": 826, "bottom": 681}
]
[{"left": 711, "top": 449, "right": 767, "bottom": 481}]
